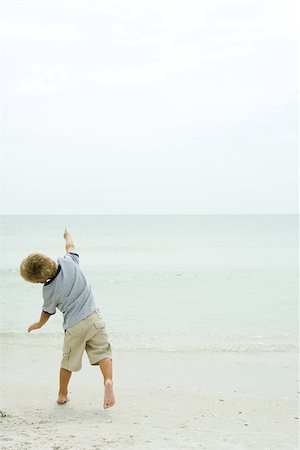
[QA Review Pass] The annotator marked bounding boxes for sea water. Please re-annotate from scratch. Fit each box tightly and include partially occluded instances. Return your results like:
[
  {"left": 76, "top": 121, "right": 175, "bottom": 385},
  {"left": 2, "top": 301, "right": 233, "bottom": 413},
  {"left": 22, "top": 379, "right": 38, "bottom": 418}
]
[{"left": 0, "top": 215, "right": 298, "bottom": 353}]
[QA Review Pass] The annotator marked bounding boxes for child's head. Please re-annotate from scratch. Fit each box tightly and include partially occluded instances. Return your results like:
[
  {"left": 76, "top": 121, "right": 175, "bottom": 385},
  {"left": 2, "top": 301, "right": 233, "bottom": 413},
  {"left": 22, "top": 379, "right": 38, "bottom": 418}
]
[{"left": 20, "top": 253, "right": 57, "bottom": 283}]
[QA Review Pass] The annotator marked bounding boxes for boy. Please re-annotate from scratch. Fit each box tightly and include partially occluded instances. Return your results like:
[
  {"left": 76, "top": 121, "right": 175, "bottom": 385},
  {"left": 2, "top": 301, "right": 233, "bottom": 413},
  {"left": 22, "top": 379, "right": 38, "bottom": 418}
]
[{"left": 20, "top": 229, "right": 115, "bottom": 409}]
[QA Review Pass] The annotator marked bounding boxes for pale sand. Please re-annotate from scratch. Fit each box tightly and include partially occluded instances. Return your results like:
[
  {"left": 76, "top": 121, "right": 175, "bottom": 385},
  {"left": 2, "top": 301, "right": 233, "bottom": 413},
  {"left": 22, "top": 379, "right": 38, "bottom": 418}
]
[{"left": 0, "top": 344, "right": 299, "bottom": 449}]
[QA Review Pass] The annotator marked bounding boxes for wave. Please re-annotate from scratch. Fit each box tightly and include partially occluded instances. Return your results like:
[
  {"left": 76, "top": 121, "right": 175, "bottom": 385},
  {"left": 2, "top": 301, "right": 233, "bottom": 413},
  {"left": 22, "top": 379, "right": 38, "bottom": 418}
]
[{"left": 0, "top": 332, "right": 298, "bottom": 353}]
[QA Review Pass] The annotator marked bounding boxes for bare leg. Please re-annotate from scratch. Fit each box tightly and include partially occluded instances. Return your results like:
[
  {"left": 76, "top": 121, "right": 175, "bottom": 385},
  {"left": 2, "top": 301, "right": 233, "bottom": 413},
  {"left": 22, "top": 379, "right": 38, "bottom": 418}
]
[
  {"left": 57, "top": 368, "right": 72, "bottom": 404},
  {"left": 99, "top": 357, "right": 115, "bottom": 409}
]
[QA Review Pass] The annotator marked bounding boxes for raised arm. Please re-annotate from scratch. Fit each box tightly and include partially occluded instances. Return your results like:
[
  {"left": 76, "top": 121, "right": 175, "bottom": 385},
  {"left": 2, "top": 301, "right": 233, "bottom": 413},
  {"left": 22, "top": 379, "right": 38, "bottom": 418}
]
[{"left": 64, "top": 228, "right": 75, "bottom": 253}]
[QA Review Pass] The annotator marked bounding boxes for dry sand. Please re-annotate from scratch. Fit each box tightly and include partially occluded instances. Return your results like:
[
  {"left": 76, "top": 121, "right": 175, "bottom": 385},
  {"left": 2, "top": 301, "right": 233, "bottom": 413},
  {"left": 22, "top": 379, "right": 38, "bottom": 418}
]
[{"left": 0, "top": 343, "right": 299, "bottom": 449}]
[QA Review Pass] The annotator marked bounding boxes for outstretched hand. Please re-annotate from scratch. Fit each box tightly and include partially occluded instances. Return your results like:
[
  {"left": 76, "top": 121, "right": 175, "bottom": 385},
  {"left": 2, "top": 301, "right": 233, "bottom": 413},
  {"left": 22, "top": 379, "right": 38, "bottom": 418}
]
[
  {"left": 28, "top": 322, "right": 41, "bottom": 333},
  {"left": 64, "top": 228, "right": 71, "bottom": 240},
  {"left": 64, "top": 228, "right": 75, "bottom": 253}
]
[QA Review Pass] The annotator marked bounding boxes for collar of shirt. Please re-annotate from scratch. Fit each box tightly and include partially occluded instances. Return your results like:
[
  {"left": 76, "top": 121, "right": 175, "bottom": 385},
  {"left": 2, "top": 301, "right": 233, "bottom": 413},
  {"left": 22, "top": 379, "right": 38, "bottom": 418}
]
[{"left": 44, "top": 264, "right": 61, "bottom": 286}]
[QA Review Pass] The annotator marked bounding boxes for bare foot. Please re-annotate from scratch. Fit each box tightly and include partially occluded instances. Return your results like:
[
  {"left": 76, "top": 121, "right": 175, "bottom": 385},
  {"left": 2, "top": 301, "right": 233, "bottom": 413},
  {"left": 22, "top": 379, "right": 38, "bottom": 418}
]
[
  {"left": 56, "top": 393, "right": 69, "bottom": 404},
  {"left": 103, "top": 379, "right": 115, "bottom": 409}
]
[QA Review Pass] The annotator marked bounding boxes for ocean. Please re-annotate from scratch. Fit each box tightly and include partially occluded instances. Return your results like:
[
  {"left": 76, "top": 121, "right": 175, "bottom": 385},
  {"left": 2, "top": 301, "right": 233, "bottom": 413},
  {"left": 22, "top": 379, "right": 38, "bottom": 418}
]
[{"left": 0, "top": 215, "right": 298, "bottom": 353}]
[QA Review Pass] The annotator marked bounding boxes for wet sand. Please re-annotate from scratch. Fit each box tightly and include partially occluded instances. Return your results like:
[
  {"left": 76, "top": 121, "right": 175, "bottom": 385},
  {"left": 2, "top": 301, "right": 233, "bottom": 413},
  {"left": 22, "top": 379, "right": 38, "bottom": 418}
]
[{"left": 0, "top": 344, "right": 299, "bottom": 449}]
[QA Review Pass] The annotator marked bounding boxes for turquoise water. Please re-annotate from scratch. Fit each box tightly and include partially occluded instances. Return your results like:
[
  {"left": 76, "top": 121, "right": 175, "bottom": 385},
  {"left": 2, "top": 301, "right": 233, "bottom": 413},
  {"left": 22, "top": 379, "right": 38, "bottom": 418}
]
[{"left": 0, "top": 215, "right": 298, "bottom": 352}]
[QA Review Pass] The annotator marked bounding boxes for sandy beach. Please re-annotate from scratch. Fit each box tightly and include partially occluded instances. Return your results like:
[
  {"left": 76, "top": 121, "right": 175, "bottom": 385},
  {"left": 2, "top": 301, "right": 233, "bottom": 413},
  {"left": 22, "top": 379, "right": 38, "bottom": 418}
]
[{"left": 0, "top": 343, "right": 298, "bottom": 450}]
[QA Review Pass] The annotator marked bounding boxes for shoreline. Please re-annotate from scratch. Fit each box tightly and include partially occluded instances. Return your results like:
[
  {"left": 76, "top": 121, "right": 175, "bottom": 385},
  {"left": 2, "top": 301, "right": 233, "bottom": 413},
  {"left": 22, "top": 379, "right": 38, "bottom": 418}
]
[{"left": 0, "top": 332, "right": 298, "bottom": 354}]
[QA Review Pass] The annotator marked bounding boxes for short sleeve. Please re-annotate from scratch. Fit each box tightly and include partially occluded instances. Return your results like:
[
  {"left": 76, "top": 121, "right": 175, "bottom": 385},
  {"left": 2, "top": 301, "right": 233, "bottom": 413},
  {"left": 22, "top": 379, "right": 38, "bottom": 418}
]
[
  {"left": 63, "top": 252, "right": 79, "bottom": 264},
  {"left": 42, "top": 296, "right": 57, "bottom": 315}
]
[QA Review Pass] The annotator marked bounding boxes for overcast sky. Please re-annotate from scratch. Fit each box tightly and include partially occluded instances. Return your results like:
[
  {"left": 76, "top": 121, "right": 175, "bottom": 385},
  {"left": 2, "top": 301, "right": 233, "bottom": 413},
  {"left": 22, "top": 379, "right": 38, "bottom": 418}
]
[{"left": 0, "top": 0, "right": 298, "bottom": 214}]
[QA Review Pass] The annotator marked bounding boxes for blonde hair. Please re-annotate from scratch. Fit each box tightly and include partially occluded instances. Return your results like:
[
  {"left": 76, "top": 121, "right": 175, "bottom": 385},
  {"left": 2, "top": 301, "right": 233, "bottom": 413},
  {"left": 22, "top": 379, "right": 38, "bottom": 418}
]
[{"left": 20, "top": 253, "right": 57, "bottom": 283}]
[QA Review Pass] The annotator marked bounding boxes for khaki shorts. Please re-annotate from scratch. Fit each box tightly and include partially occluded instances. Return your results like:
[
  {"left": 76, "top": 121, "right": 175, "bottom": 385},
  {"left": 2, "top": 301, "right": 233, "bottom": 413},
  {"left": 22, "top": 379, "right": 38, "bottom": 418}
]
[{"left": 61, "top": 309, "right": 112, "bottom": 372}]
